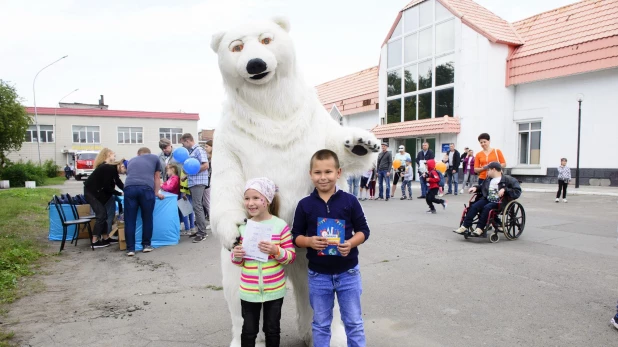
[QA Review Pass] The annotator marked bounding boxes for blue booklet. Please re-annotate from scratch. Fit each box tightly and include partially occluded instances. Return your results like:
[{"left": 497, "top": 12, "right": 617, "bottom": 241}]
[{"left": 316, "top": 217, "right": 345, "bottom": 256}]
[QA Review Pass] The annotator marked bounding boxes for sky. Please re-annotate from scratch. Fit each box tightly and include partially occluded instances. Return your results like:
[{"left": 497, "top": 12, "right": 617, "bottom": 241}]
[{"left": 0, "top": 0, "right": 576, "bottom": 130}]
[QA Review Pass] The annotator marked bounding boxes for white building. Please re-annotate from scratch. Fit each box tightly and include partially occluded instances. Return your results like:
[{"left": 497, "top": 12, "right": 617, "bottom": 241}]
[
  {"left": 9, "top": 104, "right": 199, "bottom": 169},
  {"left": 316, "top": 66, "right": 379, "bottom": 131},
  {"left": 371, "top": 0, "right": 618, "bottom": 185}
]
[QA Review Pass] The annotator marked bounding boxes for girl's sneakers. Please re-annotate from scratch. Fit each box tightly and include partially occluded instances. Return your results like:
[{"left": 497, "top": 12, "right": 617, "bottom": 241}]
[{"left": 555, "top": 198, "right": 560, "bottom": 203}]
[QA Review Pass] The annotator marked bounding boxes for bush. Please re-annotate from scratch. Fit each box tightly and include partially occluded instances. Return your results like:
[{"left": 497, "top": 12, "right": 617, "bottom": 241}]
[
  {"left": 42, "top": 159, "right": 59, "bottom": 178},
  {"left": 0, "top": 161, "right": 46, "bottom": 187}
]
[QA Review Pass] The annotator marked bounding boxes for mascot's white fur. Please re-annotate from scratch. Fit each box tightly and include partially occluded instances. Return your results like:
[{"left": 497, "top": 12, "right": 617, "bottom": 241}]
[{"left": 210, "top": 17, "right": 378, "bottom": 347}]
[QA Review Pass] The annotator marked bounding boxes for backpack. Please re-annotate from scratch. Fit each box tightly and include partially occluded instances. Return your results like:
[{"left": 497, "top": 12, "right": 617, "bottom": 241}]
[{"left": 436, "top": 171, "right": 445, "bottom": 188}]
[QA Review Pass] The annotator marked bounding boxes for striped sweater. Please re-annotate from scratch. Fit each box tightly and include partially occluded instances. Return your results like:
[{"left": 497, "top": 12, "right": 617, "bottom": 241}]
[{"left": 231, "top": 216, "right": 296, "bottom": 303}]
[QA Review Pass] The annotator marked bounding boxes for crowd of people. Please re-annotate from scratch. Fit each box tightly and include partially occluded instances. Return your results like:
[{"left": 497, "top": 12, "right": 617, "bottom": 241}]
[{"left": 81, "top": 133, "right": 213, "bottom": 255}]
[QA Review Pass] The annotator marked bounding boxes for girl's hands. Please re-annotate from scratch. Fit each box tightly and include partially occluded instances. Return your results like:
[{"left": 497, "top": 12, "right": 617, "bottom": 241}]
[
  {"left": 232, "top": 245, "right": 245, "bottom": 259},
  {"left": 258, "top": 241, "right": 279, "bottom": 255}
]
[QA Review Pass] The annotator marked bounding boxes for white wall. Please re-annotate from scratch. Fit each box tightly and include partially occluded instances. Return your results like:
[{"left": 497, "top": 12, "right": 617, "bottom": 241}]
[
  {"left": 344, "top": 110, "right": 379, "bottom": 131},
  {"left": 378, "top": 45, "right": 388, "bottom": 125},
  {"left": 455, "top": 22, "right": 515, "bottom": 160},
  {"left": 512, "top": 68, "right": 618, "bottom": 171},
  {"left": 8, "top": 114, "right": 198, "bottom": 165}
]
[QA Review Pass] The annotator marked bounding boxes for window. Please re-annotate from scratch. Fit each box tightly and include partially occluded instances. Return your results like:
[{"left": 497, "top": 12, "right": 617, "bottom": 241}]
[
  {"left": 518, "top": 122, "right": 541, "bottom": 165},
  {"left": 118, "top": 127, "right": 144, "bottom": 144},
  {"left": 25, "top": 125, "right": 54, "bottom": 143},
  {"left": 435, "top": 88, "right": 454, "bottom": 117},
  {"left": 387, "top": 99, "right": 402, "bottom": 124},
  {"left": 387, "top": 39, "right": 402, "bottom": 68},
  {"left": 385, "top": 0, "right": 455, "bottom": 124},
  {"left": 387, "top": 70, "right": 402, "bottom": 97},
  {"left": 159, "top": 128, "right": 183, "bottom": 144},
  {"left": 436, "top": 20, "right": 455, "bottom": 54},
  {"left": 72, "top": 126, "right": 100, "bottom": 143}
]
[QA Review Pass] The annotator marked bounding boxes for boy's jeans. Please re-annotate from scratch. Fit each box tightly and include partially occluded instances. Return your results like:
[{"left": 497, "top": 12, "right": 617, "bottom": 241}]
[
  {"left": 401, "top": 180, "right": 412, "bottom": 197},
  {"left": 308, "top": 265, "right": 365, "bottom": 347},
  {"left": 347, "top": 175, "right": 359, "bottom": 197}
]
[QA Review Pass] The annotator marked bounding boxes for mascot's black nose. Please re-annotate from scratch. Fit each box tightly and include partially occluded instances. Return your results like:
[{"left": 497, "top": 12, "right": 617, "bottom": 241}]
[{"left": 246, "top": 58, "right": 267, "bottom": 75}]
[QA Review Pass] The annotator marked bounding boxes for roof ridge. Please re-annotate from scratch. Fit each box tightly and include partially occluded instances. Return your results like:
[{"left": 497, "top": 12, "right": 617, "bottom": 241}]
[
  {"left": 512, "top": 0, "right": 590, "bottom": 25},
  {"left": 315, "top": 66, "right": 378, "bottom": 88}
]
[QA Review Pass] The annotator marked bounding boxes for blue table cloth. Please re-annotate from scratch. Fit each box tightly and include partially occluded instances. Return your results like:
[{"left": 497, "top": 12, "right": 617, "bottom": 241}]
[{"left": 118, "top": 191, "right": 180, "bottom": 251}]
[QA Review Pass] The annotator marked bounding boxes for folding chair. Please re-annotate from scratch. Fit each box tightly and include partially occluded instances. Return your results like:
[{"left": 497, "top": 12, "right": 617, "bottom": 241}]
[
  {"left": 53, "top": 195, "right": 94, "bottom": 252},
  {"left": 65, "top": 194, "right": 96, "bottom": 247}
]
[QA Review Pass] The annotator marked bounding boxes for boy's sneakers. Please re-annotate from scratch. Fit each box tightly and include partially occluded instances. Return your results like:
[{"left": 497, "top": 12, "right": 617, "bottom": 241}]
[
  {"left": 126, "top": 251, "right": 135, "bottom": 257},
  {"left": 442, "top": 200, "right": 448, "bottom": 209},
  {"left": 473, "top": 228, "right": 483, "bottom": 236},
  {"left": 142, "top": 246, "right": 154, "bottom": 253},
  {"left": 400, "top": 196, "right": 407, "bottom": 200},
  {"left": 92, "top": 240, "right": 110, "bottom": 249},
  {"left": 454, "top": 226, "right": 467, "bottom": 234},
  {"left": 426, "top": 209, "right": 437, "bottom": 214},
  {"left": 180, "top": 229, "right": 192, "bottom": 236},
  {"left": 408, "top": 197, "right": 413, "bottom": 200},
  {"left": 555, "top": 198, "right": 559, "bottom": 203},
  {"left": 611, "top": 314, "right": 618, "bottom": 329},
  {"left": 563, "top": 199, "right": 568, "bottom": 203},
  {"left": 193, "top": 235, "right": 206, "bottom": 243}
]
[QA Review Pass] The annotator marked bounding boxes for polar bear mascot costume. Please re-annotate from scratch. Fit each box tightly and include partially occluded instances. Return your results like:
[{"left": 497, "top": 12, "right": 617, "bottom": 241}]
[{"left": 210, "top": 17, "right": 379, "bottom": 347}]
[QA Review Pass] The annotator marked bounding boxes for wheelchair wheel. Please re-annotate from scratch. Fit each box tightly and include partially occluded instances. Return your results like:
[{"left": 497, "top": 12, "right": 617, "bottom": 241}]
[
  {"left": 489, "top": 233, "right": 499, "bottom": 243},
  {"left": 501, "top": 201, "right": 525, "bottom": 240}
]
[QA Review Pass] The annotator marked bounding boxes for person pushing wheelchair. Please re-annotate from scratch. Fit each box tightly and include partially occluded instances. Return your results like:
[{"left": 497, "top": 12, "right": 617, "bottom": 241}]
[{"left": 454, "top": 162, "right": 521, "bottom": 236}]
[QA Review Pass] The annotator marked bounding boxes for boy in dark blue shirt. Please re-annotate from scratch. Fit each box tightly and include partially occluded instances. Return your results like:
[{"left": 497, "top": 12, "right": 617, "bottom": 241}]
[{"left": 292, "top": 149, "right": 370, "bottom": 347}]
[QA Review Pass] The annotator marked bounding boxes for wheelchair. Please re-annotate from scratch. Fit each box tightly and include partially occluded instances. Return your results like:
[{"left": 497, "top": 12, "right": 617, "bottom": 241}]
[{"left": 457, "top": 192, "right": 526, "bottom": 243}]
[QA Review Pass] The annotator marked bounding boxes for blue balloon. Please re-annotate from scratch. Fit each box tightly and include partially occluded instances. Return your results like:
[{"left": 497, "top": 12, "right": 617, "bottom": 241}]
[
  {"left": 173, "top": 147, "right": 189, "bottom": 163},
  {"left": 183, "top": 158, "right": 200, "bottom": 175}
]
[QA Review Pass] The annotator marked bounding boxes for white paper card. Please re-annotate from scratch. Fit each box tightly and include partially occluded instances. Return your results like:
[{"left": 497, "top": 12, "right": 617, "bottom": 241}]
[
  {"left": 177, "top": 198, "right": 193, "bottom": 217},
  {"left": 243, "top": 220, "right": 274, "bottom": 262}
]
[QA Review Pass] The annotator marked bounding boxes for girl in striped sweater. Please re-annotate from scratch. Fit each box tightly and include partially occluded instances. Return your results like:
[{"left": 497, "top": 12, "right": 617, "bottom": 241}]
[{"left": 231, "top": 177, "right": 296, "bottom": 347}]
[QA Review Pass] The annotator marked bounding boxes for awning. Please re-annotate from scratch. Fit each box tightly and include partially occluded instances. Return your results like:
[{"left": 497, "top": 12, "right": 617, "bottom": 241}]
[{"left": 371, "top": 116, "right": 460, "bottom": 138}]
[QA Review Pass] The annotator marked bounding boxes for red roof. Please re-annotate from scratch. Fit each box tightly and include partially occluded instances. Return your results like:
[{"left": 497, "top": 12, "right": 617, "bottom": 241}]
[
  {"left": 507, "top": 0, "right": 618, "bottom": 85},
  {"left": 371, "top": 116, "right": 460, "bottom": 138},
  {"left": 25, "top": 107, "right": 200, "bottom": 121},
  {"left": 315, "top": 67, "right": 379, "bottom": 116},
  {"left": 383, "top": 0, "right": 522, "bottom": 47}
]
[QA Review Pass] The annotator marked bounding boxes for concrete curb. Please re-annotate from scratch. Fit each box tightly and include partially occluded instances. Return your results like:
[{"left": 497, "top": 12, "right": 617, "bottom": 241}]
[{"left": 522, "top": 188, "right": 618, "bottom": 197}]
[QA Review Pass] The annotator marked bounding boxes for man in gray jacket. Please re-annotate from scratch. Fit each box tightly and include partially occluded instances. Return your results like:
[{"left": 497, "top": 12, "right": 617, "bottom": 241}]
[
  {"left": 376, "top": 143, "right": 393, "bottom": 201},
  {"left": 158, "top": 138, "right": 178, "bottom": 182}
]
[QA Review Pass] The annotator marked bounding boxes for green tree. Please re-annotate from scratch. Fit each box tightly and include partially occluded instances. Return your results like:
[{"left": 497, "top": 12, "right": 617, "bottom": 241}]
[{"left": 0, "top": 80, "right": 31, "bottom": 168}]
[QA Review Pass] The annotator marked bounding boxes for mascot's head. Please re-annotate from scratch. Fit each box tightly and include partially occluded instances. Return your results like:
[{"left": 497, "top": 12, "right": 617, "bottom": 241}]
[{"left": 210, "top": 17, "right": 295, "bottom": 88}]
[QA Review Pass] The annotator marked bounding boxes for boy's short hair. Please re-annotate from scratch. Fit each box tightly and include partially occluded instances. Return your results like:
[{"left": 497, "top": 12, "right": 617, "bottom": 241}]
[
  {"left": 478, "top": 133, "right": 490, "bottom": 141},
  {"left": 486, "top": 161, "right": 502, "bottom": 172},
  {"left": 561, "top": 157, "right": 567, "bottom": 161},
  {"left": 310, "top": 149, "right": 340, "bottom": 170}
]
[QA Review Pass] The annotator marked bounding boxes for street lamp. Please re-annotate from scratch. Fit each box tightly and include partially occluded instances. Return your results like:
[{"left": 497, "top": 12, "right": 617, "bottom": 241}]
[
  {"left": 55, "top": 88, "right": 79, "bottom": 164},
  {"left": 33, "top": 55, "right": 68, "bottom": 165},
  {"left": 575, "top": 93, "right": 584, "bottom": 188}
]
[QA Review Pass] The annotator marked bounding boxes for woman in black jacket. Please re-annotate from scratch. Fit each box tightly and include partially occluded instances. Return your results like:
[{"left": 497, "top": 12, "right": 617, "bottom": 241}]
[{"left": 83, "top": 160, "right": 126, "bottom": 248}]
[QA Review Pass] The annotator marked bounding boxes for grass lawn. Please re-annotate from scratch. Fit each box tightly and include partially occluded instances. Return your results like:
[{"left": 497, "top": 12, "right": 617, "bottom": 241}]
[
  {"left": 0, "top": 187, "right": 59, "bottom": 346},
  {"left": 42, "top": 176, "right": 68, "bottom": 186}
]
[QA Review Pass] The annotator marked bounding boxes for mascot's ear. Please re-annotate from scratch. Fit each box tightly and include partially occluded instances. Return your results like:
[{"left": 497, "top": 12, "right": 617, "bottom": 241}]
[
  {"left": 210, "top": 31, "right": 225, "bottom": 53},
  {"left": 272, "top": 16, "right": 290, "bottom": 33}
]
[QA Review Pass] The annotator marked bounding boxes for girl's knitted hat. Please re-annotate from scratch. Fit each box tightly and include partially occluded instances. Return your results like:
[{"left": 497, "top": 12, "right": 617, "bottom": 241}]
[{"left": 245, "top": 177, "right": 278, "bottom": 203}]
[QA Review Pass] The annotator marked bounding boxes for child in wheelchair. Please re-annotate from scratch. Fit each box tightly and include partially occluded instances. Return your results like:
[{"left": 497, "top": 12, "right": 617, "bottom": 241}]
[{"left": 454, "top": 162, "right": 521, "bottom": 236}]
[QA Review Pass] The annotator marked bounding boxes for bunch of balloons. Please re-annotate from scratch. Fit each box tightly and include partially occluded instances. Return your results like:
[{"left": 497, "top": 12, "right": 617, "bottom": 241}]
[{"left": 173, "top": 147, "right": 201, "bottom": 175}]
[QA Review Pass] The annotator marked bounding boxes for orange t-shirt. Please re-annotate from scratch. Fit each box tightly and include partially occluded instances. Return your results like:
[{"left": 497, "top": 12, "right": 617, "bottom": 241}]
[{"left": 474, "top": 148, "right": 505, "bottom": 180}]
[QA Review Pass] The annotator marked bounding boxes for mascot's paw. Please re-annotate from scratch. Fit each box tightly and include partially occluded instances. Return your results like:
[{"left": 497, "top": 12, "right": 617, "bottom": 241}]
[
  {"left": 344, "top": 130, "right": 379, "bottom": 156},
  {"left": 217, "top": 214, "right": 248, "bottom": 251}
]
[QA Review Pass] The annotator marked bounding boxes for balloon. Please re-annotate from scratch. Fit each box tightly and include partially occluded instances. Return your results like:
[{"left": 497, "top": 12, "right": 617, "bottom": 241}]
[
  {"left": 435, "top": 162, "right": 447, "bottom": 174},
  {"left": 173, "top": 147, "right": 190, "bottom": 163},
  {"left": 183, "top": 158, "right": 201, "bottom": 175},
  {"left": 392, "top": 159, "right": 402, "bottom": 169}
]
